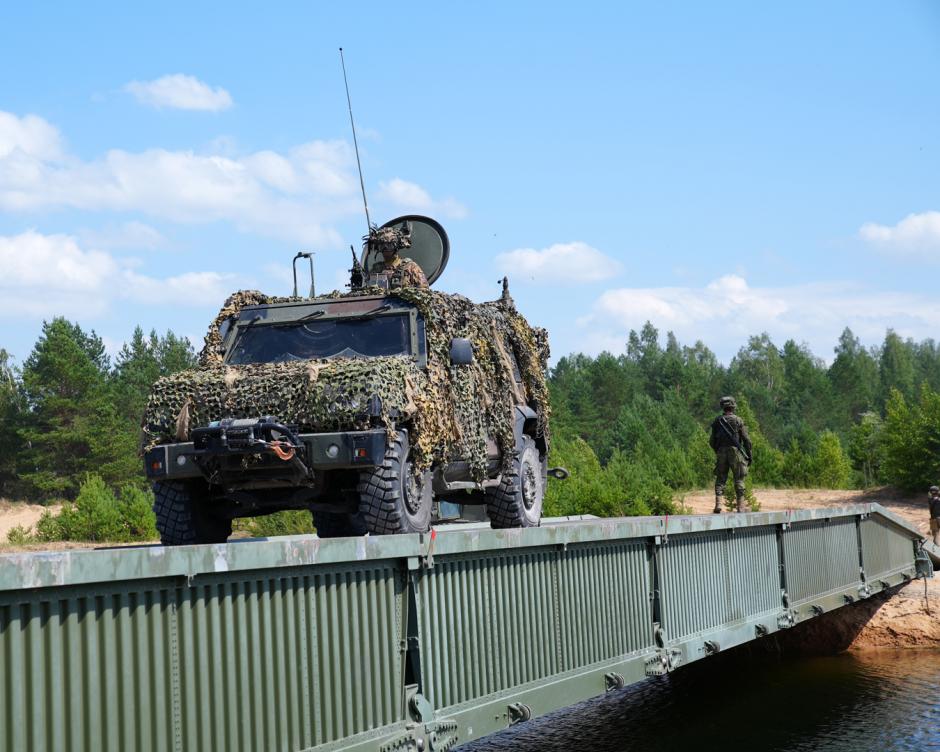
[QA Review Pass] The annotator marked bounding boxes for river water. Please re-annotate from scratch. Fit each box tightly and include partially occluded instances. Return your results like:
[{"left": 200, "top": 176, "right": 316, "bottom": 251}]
[{"left": 461, "top": 650, "right": 940, "bottom": 752}]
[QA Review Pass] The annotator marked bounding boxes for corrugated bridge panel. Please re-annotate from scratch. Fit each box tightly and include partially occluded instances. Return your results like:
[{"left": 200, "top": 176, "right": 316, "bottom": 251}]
[
  {"left": 784, "top": 517, "right": 861, "bottom": 604},
  {"left": 862, "top": 516, "right": 918, "bottom": 581},
  {"left": 660, "top": 526, "right": 780, "bottom": 641},
  {"left": 0, "top": 562, "right": 404, "bottom": 752},
  {"left": 417, "top": 539, "right": 654, "bottom": 713}
]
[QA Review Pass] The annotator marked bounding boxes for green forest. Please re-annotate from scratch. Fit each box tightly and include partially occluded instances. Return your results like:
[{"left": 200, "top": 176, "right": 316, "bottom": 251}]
[{"left": 2, "top": 316, "right": 940, "bottom": 541}]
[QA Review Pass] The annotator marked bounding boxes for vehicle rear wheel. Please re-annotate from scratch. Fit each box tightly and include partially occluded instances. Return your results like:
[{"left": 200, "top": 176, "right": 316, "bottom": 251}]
[
  {"left": 312, "top": 511, "right": 368, "bottom": 538},
  {"left": 485, "top": 436, "right": 545, "bottom": 528},
  {"left": 357, "top": 430, "right": 433, "bottom": 534},
  {"left": 152, "top": 481, "right": 232, "bottom": 545}
]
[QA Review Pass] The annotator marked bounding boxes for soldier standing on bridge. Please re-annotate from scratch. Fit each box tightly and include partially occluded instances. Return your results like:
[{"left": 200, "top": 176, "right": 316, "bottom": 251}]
[
  {"left": 928, "top": 485, "right": 940, "bottom": 545},
  {"left": 709, "top": 396, "right": 752, "bottom": 514}
]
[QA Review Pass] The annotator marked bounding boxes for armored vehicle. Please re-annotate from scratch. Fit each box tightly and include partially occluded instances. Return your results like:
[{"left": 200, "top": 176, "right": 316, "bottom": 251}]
[{"left": 141, "top": 216, "right": 552, "bottom": 544}]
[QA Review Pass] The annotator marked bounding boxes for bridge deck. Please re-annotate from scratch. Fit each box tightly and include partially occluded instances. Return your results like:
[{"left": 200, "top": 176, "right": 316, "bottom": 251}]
[{"left": 0, "top": 504, "right": 931, "bottom": 752}]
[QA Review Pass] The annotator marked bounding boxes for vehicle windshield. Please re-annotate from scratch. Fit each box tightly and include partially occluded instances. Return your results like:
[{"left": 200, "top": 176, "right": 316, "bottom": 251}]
[{"left": 226, "top": 313, "right": 411, "bottom": 364}]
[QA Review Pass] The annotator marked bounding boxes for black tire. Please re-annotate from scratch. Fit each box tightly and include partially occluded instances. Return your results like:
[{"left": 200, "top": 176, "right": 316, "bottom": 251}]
[
  {"left": 312, "top": 511, "right": 368, "bottom": 539},
  {"left": 485, "top": 436, "right": 545, "bottom": 528},
  {"left": 152, "top": 481, "right": 232, "bottom": 546},
  {"left": 357, "top": 430, "right": 433, "bottom": 534}
]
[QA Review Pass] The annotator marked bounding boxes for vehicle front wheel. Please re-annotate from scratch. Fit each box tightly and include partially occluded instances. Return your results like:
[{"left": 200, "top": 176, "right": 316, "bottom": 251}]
[
  {"left": 357, "top": 430, "right": 433, "bottom": 534},
  {"left": 152, "top": 481, "right": 232, "bottom": 545},
  {"left": 485, "top": 436, "right": 545, "bottom": 528}
]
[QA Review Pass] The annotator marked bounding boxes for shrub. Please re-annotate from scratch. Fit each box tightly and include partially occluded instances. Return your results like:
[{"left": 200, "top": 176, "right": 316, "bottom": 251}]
[
  {"left": 35, "top": 509, "right": 65, "bottom": 542},
  {"left": 780, "top": 438, "right": 813, "bottom": 488},
  {"left": 5, "top": 525, "right": 32, "bottom": 545},
  {"left": 811, "top": 431, "right": 852, "bottom": 489},
  {"left": 73, "top": 474, "right": 124, "bottom": 540},
  {"left": 118, "top": 485, "right": 158, "bottom": 540},
  {"left": 882, "top": 385, "right": 940, "bottom": 492},
  {"left": 33, "top": 474, "right": 157, "bottom": 542},
  {"left": 243, "top": 510, "right": 316, "bottom": 537},
  {"left": 848, "top": 412, "right": 884, "bottom": 488},
  {"left": 543, "top": 434, "right": 676, "bottom": 519}
]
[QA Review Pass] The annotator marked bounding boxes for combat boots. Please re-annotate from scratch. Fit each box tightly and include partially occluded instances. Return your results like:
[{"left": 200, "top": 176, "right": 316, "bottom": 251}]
[
  {"left": 713, "top": 494, "right": 723, "bottom": 514},
  {"left": 735, "top": 491, "right": 746, "bottom": 513}
]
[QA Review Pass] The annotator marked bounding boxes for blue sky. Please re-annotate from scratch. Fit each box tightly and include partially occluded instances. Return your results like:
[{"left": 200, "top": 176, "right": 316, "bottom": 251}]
[{"left": 2, "top": 1, "right": 939, "bottom": 365}]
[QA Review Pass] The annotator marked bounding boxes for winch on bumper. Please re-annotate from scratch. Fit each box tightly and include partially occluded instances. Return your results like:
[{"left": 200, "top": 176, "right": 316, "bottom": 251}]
[{"left": 144, "top": 416, "right": 388, "bottom": 483}]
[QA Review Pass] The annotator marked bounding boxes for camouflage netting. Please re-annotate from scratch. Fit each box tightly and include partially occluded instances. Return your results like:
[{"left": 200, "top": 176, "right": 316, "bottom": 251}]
[{"left": 143, "top": 286, "right": 550, "bottom": 481}]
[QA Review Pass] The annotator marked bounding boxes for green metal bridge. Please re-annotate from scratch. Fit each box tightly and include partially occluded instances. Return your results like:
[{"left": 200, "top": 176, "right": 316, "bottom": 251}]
[{"left": 0, "top": 505, "right": 934, "bottom": 752}]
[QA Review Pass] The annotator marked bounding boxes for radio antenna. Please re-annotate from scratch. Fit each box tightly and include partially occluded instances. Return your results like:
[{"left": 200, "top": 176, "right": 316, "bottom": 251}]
[{"left": 339, "top": 47, "right": 371, "bottom": 231}]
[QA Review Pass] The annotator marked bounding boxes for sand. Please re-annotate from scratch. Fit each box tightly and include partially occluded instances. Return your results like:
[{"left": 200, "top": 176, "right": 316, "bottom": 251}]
[
  {"left": 680, "top": 486, "right": 932, "bottom": 538},
  {"left": 0, "top": 499, "right": 60, "bottom": 541}
]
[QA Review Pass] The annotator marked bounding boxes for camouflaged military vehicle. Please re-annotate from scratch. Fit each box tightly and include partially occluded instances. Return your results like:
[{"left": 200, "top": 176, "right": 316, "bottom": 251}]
[{"left": 141, "top": 216, "right": 553, "bottom": 544}]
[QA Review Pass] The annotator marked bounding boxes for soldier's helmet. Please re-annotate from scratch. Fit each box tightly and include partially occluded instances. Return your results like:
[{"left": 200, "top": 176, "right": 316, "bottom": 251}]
[
  {"left": 930, "top": 485, "right": 939, "bottom": 493},
  {"left": 719, "top": 396, "right": 736, "bottom": 410},
  {"left": 365, "top": 224, "right": 412, "bottom": 258}
]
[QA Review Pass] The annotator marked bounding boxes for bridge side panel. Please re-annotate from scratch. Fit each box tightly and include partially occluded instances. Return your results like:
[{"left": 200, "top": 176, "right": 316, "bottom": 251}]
[
  {"left": 726, "top": 527, "right": 782, "bottom": 620},
  {"left": 0, "top": 562, "right": 407, "bottom": 752},
  {"left": 0, "top": 582, "right": 178, "bottom": 752},
  {"left": 417, "top": 548, "right": 560, "bottom": 711},
  {"left": 416, "top": 539, "right": 654, "bottom": 714},
  {"left": 176, "top": 563, "right": 405, "bottom": 752},
  {"left": 659, "top": 527, "right": 779, "bottom": 641},
  {"left": 861, "top": 516, "right": 917, "bottom": 580},
  {"left": 557, "top": 540, "right": 653, "bottom": 672},
  {"left": 783, "top": 518, "right": 860, "bottom": 604}
]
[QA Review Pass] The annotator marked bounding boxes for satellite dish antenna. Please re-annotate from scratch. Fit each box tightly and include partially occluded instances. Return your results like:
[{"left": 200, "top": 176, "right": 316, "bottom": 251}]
[{"left": 363, "top": 215, "right": 450, "bottom": 286}]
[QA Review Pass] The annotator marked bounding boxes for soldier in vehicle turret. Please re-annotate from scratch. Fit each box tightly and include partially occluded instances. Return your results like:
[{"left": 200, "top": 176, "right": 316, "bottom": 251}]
[
  {"left": 364, "top": 224, "right": 428, "bottom": 289},
  {"left": 709, "top": 396, "right": 752, "bottom": 514}
]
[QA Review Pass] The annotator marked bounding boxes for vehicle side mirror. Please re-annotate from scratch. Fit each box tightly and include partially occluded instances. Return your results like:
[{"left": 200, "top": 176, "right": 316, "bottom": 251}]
[{"left": 450, "top": 338, "right": 473, "bottom": 365}]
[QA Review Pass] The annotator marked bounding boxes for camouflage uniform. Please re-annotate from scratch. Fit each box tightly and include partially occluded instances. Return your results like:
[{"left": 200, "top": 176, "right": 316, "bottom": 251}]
[
  {"left": 709, "top": 397, "right": 751, "bottom": 513},
  {"left": 372, "top": 255, "right": 429, "bottom": 288},
  {"left": 364, "top": 225, "right": 429, "bottom": 289},
  {"left": 928, "top": 486, "right": 940, "bottom": 546}
]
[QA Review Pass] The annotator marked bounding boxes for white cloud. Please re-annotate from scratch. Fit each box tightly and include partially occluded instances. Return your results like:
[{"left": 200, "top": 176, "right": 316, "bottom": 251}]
[
  {"left": 495, "top": 242, "right": 621, "bottom": 284},
  {"left": 78, "top": 221, "right": 166, "bottom": 250},
  {"left": 578, "top": 274, "right": 940, "bottom": 363},
  {"left": 859, "top": 211, "right": 940, "bottom": 256},
  {"left": 0, "top": 231, "right": 236, "bottom": 320},
  {"left": 377, "top": 178, "right": 468, "bottom": 219},
  {"left": 0, "top": 111, "right": 359, "bottom": 246},
  {"left": 124, "top": 74, "right": 233, "bottom": 112},
  {"left": 0, "top": 111, "right": 64, "bottom": 160},
  {"left": 0, "top": 110, "right": 463, "bottom": 249}
]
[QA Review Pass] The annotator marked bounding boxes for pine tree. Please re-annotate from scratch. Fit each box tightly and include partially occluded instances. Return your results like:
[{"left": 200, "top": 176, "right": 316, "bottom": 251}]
[
  {"left": 17, "top": 319, "right": 112, "bottom": 498},
  {"left": 828, "top": 328, "right": 878, "bottom": 431},
  {"left": 0, "top": 348, "right": 23, "bottom": 495},
  {"left": 879, "top": 330, "right": 916, "bottom": 407}
]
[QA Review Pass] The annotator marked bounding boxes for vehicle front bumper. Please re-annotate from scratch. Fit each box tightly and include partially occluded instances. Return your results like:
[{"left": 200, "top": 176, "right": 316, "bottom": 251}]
[{"left": 144, "top": 429, "right": 388, "bottom": 481}]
